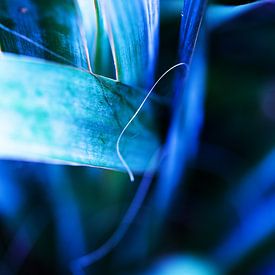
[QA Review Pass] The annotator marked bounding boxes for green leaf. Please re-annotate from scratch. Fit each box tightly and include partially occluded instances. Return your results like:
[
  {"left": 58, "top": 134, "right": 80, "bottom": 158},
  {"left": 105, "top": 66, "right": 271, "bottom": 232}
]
[
  {"left": 97, "top": 0, "right": 159, "bottom": 88},
  {"left": 0, "top": 53, "right": 161, "bottom": 173}
]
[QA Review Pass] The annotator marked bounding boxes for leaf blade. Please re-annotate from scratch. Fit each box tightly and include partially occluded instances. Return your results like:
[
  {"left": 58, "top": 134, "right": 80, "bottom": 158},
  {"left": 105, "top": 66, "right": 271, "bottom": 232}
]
[
  {"left": 98, "top": 0, "right": 160, "bottom": 88},
  {"left": 0, "top": 54, "right": 161, "bottom": 173},
  {"left": 156, "top": 0, "right": 206, "bottom": 213},
  {"left": 0, "top": 0, "right": 90, "bottom": 69}
]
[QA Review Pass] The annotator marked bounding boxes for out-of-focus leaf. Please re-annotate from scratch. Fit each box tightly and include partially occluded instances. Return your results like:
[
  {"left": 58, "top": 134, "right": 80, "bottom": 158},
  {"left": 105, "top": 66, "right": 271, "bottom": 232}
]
[
  {"left": 0, "top": 163, "right": 23, "bottom": 218},
  {"left": 156, "top": 0, "right": 206, "bottom": 213},
  {"left": 157, "top": 35, "right": 206, "bottom": 213},
  {"left": 146, "top": 254, "right": 219, "bottom": 275},
  {"left": 97, "top": 0, "right": 160, "bottom": 88},
  {"left": 228, "top": 149, "right": 275, "bottom": 217},
  {"left": 0, "top": 0, "right": 90, "bottom": 69},
  {"left": 1, "top": 208, "right": 48, "bottom": 274},
  {"left": 71, "top": 151, "right": 159, "bottom": 273},
  {"left": 0, "top": 54, "right": 161, "bottom": 173},
  {"left": 45, "top": 166, "right": 85, "bottom": 267},
  {"left": 179, "top": 0, "right": 206, "bottom": 64},
  {"left": 213, "top": 195, "right": 275, "bottom": 271},
  {"left": 207, "top": 1, "right": 275, "bottom": 30},
  {"left": 160, "top": 0, "right": 183, "bottom": 21}
]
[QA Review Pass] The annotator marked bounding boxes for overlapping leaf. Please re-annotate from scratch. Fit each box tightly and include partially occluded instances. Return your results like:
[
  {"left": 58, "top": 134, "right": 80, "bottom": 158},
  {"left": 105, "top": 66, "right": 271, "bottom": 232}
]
[
  {"left": 0, "top": 0, "right": 92, "bottom": 68},
  {"left": 0, "top": 0, "right": 162, "bottom": 173},
  {"left": 97, "top": 0, "right": 160, "bottom": 88},
  {"left": 0, "top": 54, "right": 160, "bottom": 173}
]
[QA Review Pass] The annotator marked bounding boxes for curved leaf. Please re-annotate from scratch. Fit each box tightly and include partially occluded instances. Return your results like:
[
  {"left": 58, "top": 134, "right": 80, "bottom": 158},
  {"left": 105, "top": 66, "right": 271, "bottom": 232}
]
[{"left": 0, "top": 54, "right": 161, "bottom": 173}]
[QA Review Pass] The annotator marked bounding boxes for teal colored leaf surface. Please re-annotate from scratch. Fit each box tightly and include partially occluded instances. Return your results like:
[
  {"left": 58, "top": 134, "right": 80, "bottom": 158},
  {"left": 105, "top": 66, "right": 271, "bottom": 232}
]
[
  {"left": 214, "top": 195, "right": 275, "bottom": 270},
  {"left": 0, "top": 0, "right": 90, "bottom": 69},
  {"left": 207, "top": 0, "right": 275, "bottom": 30},
  {"left": 0, "top": 54, "right": 161, "bottom": 173},
  {"left": 97, "top": 0, "right": 160, "bottom": 88}
]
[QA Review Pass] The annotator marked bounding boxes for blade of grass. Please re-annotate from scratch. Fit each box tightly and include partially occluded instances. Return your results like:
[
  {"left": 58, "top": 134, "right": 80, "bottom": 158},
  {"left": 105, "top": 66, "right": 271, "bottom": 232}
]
[
  {"left": 0, "top": 53, "right": 161, "bottom": 173},
  {"left": 92, "top": 0, "right": 115, "bottom": 78},
  {"left": 97, "top": 0, "right": 159, "bottom": 88},
  {"left": 0, "top": 0, "right": 91, "bottom": 68}
]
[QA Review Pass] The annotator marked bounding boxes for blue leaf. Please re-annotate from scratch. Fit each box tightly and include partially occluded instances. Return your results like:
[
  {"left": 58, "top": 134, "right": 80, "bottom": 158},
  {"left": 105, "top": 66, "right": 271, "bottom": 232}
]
[
  {"left": 0, "top": 54, "right": 161, "bottom": 173},
  {"left": 213, "top": 195, "right": 275, "bottom": 270},
  {"left": 207, "top": 1, "right": 275, "bottom": 30},
  {"left": 146, "top": 254, "right": 219, "bottom": 275},
  {"left": 97, "top": 0, "right": 160, "bottom": 88},
  {"left": 0, "top": 0, "right": 91, "bottom": 69},
  {"left": 230, "top": 149, "right": 275, "bottom": 217},
  {"left": 156, "top": 0, "right": 206, "bottom": 213}
]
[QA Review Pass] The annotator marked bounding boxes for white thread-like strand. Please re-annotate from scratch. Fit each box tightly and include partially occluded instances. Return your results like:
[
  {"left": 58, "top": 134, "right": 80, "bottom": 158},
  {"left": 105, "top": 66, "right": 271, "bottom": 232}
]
[{"left": 116, "top": 62, "right": 188, "bottom": 182}]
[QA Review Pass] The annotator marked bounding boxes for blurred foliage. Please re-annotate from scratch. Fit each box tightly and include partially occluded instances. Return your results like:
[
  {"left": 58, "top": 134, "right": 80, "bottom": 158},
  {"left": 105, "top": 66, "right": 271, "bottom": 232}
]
[{"left": 0, "top": 0, "right": 275, "bottom": 275}]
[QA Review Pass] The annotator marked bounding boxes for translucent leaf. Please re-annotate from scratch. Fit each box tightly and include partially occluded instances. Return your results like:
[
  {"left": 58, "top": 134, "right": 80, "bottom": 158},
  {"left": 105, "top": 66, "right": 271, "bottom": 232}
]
[
  {"left": 97, "top": 0, "right": 160, "bottom": 88},
  {"left": 0, "top": 54, "right": 161, "bottom": 173}
]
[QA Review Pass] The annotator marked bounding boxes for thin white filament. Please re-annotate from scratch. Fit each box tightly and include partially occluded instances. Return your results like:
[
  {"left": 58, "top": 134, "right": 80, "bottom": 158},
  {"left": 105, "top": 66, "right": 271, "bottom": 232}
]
[{"left": 116, "top": 62, "right": 188, "bottom": 182}]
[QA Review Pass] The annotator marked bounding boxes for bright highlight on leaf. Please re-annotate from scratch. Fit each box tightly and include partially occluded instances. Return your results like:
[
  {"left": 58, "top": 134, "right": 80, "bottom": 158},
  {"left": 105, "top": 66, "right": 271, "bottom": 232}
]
[
  {"left": 0, "top": 0, "right": 162, "bottom": 175},
  {"left": 0, "top": 1, "right": 275, "bottom": 274},
  {"left": 0, "top": 54, "right": 160, "bottom": 173},
  {"left": 98, "top": 0, "right": 159, "bottom": 88}
]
